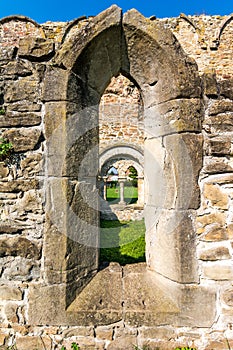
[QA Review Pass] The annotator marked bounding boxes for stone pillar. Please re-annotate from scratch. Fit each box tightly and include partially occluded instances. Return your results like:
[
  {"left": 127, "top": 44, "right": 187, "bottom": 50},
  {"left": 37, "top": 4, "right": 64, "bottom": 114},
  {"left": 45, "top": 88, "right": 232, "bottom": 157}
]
[
  {"left": 118, "top": 177, "right": 126, "bottom": 205},
  {"left": 137, "top": 176, "right": 144, "bottom": 206},
  {"left": 103, "top": 176, "right": 108, "bottom": 200}
]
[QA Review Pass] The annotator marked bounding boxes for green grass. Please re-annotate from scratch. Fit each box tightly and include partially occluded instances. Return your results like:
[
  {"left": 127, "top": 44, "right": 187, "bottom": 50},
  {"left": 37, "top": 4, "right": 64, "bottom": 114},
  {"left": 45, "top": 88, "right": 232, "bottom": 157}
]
[
  {"left": 107, "top": 185, "right": 138, "bottom": 204},
  {"left": 100, "top": 219, "right": 146, "bottom": 265}
]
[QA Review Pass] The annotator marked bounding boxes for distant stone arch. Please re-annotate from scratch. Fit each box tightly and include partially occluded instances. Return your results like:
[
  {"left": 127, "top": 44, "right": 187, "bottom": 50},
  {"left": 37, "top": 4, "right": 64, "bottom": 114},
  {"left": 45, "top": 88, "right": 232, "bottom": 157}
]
[
  {"left": 0, "top": 15, "right": 45, "bottom": 48},
  {"left": 214, "top": 13, "right": 233, "bottom": 47}
]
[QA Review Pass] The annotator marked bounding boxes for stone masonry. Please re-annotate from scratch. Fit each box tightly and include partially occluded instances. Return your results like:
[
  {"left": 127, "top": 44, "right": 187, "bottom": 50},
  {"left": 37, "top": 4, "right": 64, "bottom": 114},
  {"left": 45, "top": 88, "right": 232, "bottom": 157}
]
[{"left": 0, "top": 6, "right": 232, "bottom": 350}]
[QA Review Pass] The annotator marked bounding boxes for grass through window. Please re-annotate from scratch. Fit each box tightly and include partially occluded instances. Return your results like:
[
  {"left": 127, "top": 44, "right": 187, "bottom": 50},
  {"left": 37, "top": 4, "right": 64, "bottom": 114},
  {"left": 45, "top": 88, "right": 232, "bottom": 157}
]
[{"left": 100, "top": 219, "right": 146, "bottom": 265}]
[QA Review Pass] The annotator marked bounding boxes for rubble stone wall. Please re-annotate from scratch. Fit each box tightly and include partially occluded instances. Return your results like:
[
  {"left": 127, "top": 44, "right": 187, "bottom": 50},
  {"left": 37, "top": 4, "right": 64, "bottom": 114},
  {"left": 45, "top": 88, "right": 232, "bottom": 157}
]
[
  {"left": 0, "top": 8, "right": 232, "bottom": 350},
  {"left": 99, "top": 74, "right": 144, "bottom": 152}
]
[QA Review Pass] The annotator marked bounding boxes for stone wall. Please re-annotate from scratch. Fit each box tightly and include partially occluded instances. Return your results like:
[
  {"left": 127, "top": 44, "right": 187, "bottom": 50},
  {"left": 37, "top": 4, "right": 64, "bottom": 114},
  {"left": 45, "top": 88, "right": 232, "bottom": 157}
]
[
  {"left": 0, "top": 7, "right": 232, "bottom": 350},
  {"left": 161, "top": 14, "right": 233, "bottom": 80},
  {"left": 99, "top": 74, "right": 143, "bottom": 151}
]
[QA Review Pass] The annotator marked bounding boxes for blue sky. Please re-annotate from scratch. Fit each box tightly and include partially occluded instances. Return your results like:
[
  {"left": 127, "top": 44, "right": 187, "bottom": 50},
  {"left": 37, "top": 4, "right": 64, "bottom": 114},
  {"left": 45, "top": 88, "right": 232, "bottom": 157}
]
[{"left": 0, "top": 0, "right": 232, "bottom": 24}]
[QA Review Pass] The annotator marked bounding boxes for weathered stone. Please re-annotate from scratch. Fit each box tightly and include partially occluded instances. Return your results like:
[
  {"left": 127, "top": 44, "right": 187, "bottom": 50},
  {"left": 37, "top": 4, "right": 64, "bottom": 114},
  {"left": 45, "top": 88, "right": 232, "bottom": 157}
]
[
  {"left": 202, "top": 263, "right": 233, "bottom": 280},
  {"left": 18, "top": 37, "right": 54, "bottom": 59},
  {"left": 206, "top": 135, "right": 232, "bottom": 155},
  {"left": 5, "top": 78, "right": 38, "bottom": 103},
  {"left": 20, "top": 153, "right": 43, "bottom": 176},
  {"left": 55, "top": 5, "right": 122, "bottom": 71},
  {"left": 0, "top": 47, "right": 15, "bottom": 61},
  {"left": 0, "top": 305, "right": 6, "bottom": 324},
  {"left": 42, "top": 67, "right": 70, "bottom": 101},
  {"left": 201, "top": 226, "right": 228, "bottom": 241},
  {"left": 3, "top": 258, "right": 40, "bottom": 281},
  {"left": 204, "top": 156, "right": 233, "bottom": 174},
  {"left": 209, "top": 100, "right": 233, "bottom": 115},
  {"left": 0, "top": 179, "right": 39, "bottom": 192},
  {"left": 203, "top": 183, "right": 228, "bottom": 209},
  {"left": 227, "top": 224, "right": 233, "bottom": 239},
  {"left": 178, "top": 285, "right": 216, "bottom": 327},
  {"left": 43, "top": 218, "right": 68, "bottom": 284},
  {"left": 0, "top": 285, "right": 22, "bottom": 300},
  {"left": 28, "top": 284, "right": 67, "bottom": 325},
  {"left": 199, "top": 246, "right": 231, "bottom": 260},
  {"left": 0, "top": 162, "right": 9, "bottom": 178},
  {"left": 4, "top": 302, "right": 18, "bottom": 323},
  {"left": 176, "top": 330, "right": 201, "bottom": 339},
  {"left": 219, "top": 78, "right": 233, "bottom": 100},
  {"left": 146, "top": 209, "right": 198, "bottom": 283},
  {"left": 204, "top": 339, "right": 233, "bottom": 350},
  {"left": 7, "top": 102, "right": 41, "bottom": 112},
  {"left": 202, "top": 70, "right": 218, "bottom": 97},
  {"left": 44, "top": 177, "right": 99, "bottom": 297},
  {"left": 196, "top": 212, "right": 226, "bottom": 232},
  {"left": 95, "top": 326, "right": 113, "bottom": 340},
  {"left": 0, "top": 236, "right": 41, "bottom": 259},
  {"left": 2, "top": 128, "right": 41, "bottom": 152},
  {"left": 204, "top": 174, "right": 233, "bottom": 185},
  {"left": 138, "top": 326, "right": 176, "bottom": 340},
  {"left": 67, "top": 263, "right": 123, "bottom": 325},
  {"left": 74, "top": 30, "right": 122, "bottom": 97},
  {"left": 63, "top": 125, "right": 98, "bottom": 178},
  {"left": 0, "top": 332, "right": 7, "bottom": 346},
  {"left": 123, "top": 9, "right": 200, "bottom": 105},
  {"left": 62, "top": 326, "right": 94, "bottom": 338},
  {"left": 208, "top": 113, "right": 233, "bottom": 132},
  {"left": 163, "top": 133, "right": 203, "bottom": 209},
  {"left": 44, "top": 101, "right": 76, "bottom": 138},
  {"left": 138, "top": 340, "right": 184, "bottom": 350},
  {"left": 16, "top": 336, "right": 52, "bottom": 350},
  {"left": 145, "top": 98, "right": 203, "bottom": 137},
  {"left": 15, "top": 190, "right": 42, "bottom": 214},
  {"left": 145, "top": 133, "right": 202, "bottom": 210},
  {"left": 123, "top": 265, "right": 179, "bottom": 326},
  {"left": 106, "top": 335, "right": 137, "bottom": 350},
  {"left": 0, "top": 193, "right": 18, "bottom": 199},
  {"left": 11, "top": 324, "right": 29, "bottom": 335},
  {"left": 1, "top": 60, "right": 32, "bottom": 77},
  {"left": 38, "top": 326, "right": 57, "bottom": 335},
  {"left": 0, "top": 112, "right": 41, "bottom": 127},
  {"left": 222, "top": 288, "right": 233, "bottom": 307},
  {"left": 0, "top": 221, "right": 24, "bottom": 234}
]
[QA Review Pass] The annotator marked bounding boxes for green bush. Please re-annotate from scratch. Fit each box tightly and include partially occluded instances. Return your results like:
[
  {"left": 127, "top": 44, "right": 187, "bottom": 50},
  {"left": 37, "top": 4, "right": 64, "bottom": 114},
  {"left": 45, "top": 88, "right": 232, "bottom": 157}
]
[
  {"left": 0, "top": 108, "right": 5, "bottom": 115},
  {"left": 0, "top": 138, "right": 13, "bottom": 161}
]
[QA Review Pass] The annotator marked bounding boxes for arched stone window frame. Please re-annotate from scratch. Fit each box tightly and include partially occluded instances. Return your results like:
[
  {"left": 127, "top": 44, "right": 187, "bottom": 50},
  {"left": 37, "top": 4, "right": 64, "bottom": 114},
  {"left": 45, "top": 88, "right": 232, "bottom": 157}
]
[{"left": 29, "top": 6, "right": 216, "bottom": 327}]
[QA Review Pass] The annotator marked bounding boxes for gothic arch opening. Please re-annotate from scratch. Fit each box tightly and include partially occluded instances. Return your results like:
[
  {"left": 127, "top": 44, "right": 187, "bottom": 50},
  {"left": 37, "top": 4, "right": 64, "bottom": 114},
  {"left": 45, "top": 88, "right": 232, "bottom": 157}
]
[
  {"left": 99, "top": 73, "right": 144, "bottom": 207},
  {"left": 98, "top": 74, "right": 146, "bottom": 266},
  {"left": 31, "top": 6, "right": 215, "bottom": 328}
]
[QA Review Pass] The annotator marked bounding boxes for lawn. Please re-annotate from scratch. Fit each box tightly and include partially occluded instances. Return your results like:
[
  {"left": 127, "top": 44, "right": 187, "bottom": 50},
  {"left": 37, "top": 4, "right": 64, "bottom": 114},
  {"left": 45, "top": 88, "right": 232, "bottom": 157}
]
[
  {"left": 106, "top": 185, "right": 138, "bottom": 204},
  {"left": 100, "top": 219, "right": 146, "bottom": 265}
]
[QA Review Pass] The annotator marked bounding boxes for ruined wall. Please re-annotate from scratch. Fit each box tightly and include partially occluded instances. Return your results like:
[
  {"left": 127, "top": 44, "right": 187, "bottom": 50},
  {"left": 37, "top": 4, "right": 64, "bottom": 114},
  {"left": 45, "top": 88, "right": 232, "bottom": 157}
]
[
  {"left": 99, "top": 74, "right": 143, "bottom": 151},
  {"left": 0, "top": 9, "right": 232, "bottom": 350},
  {"left": 161, "top": 14, "right": 233, "bottom": 79}
]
